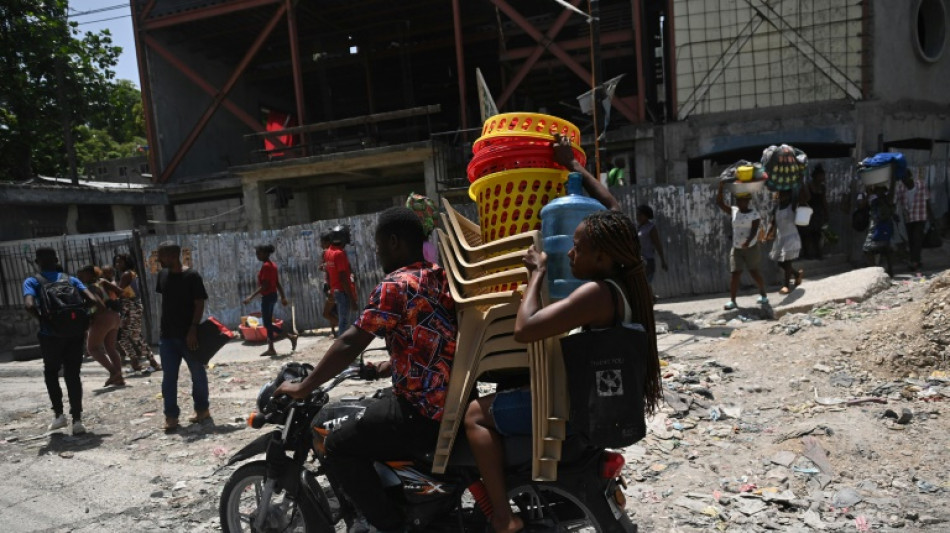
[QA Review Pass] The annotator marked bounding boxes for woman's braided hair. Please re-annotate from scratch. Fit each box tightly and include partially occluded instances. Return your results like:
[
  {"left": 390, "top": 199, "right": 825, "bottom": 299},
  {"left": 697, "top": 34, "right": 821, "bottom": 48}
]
[{"left": 583, "top": 210, "right": 663, "bottom": 415}]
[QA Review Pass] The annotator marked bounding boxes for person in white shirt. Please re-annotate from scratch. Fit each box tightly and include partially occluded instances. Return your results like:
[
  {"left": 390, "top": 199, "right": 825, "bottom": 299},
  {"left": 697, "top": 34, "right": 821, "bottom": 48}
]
[{"left": 716, "top": 181, "right": 768, "bottom": 310}]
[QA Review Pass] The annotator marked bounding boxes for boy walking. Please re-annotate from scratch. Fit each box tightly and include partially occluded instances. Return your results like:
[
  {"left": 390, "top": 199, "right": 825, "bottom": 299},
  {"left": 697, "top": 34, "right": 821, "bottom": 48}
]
[
  {"left": 23, "top": 248, "right": 103, "bottom": 434},
  {"left": 155, "top": 242, "right": 210, "bottom": 431}
]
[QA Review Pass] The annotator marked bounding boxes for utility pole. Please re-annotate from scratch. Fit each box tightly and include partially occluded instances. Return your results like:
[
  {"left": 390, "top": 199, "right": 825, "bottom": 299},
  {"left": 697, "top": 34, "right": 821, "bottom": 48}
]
[
  {"left": 588, "top": 0, "right": 604, "bottom": 179},
  {"left": 55, "top": 7, "right": 78, "bottom": 184}
]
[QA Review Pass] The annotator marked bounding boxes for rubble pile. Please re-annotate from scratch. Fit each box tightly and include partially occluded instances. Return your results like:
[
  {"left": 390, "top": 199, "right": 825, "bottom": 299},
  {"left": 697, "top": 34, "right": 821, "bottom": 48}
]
[{"left": 856, "top": 272, "right": 950, "bottom": 376}]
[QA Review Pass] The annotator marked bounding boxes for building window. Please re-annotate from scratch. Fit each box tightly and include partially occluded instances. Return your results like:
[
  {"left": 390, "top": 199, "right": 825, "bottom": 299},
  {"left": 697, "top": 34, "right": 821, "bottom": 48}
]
[
  {"left": 140, "top": 163, "right": 149, "bottom": 173},
  {"left": 915, "top": 0, "right": 947, "bottom": 62},
  {"left": 119, "top": 167, "right": 127, "bottom": 177},
  {"left": 98, "top": 167, "right": 107, "bottom": 175}
]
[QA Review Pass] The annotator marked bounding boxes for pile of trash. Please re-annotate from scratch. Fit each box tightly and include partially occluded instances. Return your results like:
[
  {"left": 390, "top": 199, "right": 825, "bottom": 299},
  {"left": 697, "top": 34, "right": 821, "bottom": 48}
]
[{"left": 857, "top": 272, "right": 950, "bottom": 376}]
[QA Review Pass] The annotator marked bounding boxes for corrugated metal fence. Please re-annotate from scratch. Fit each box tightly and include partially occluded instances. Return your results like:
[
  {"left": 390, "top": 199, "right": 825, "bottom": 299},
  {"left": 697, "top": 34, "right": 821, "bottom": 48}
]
[
  {"left": 5, "top": 157, "right": 947, "bottom": 347},
  {"left": 138, "top": 213, "right": 387, "bottom": 342}
]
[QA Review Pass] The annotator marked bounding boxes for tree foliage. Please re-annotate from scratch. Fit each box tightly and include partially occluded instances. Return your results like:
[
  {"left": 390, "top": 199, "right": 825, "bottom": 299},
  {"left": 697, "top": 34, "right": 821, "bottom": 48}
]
[{"left": 0, "top": 0, "right": 144, "bottom": 181}]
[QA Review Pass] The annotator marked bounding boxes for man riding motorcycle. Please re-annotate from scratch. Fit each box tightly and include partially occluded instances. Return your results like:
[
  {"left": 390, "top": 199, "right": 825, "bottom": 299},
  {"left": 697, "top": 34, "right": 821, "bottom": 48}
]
[{"left": 276, "top": 207, "right": 457, "bottom": 532}]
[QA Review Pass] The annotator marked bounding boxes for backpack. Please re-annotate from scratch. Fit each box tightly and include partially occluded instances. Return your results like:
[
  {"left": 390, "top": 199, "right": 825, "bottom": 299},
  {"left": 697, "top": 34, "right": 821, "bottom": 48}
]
[{"left": 35, "top": 273, "right": 90, "bottom": 337}]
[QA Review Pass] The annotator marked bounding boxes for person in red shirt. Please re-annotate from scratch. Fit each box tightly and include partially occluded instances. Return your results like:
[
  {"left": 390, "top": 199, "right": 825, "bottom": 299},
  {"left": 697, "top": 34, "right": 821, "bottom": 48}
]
[
  {"left": 325, "top": 228, "right": 358, "bottom": 333},
  {"left": 319, "top": 233, "right": 340, "bottom": 337},
  {"left": 243, "top": 244, "right": 297, "bottom": 356},
  {"left": 277, "top": 208, "right": 457, "bottom": 531}
]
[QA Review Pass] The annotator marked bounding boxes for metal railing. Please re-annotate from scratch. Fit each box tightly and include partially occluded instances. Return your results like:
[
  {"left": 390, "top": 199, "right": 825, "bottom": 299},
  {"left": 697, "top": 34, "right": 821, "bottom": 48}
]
[{"left": 430, "top": 128, "right": 482, "bottom": 193}]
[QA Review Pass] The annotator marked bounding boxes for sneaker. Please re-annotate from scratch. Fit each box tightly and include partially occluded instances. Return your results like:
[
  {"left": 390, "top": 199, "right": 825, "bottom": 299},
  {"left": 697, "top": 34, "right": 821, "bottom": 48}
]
[
  {"left": 723, "top": 301, "right": 737, "bottom": 310},
  {"left": 48, "top": 414, "right": 68, "bottom": 431},
  {"left": 163, "top": 417, "right": 179, "bottom": 432},
  {"left": 188, "top": 409, "right": 211, "bottom": 424},
  {"left": 72, "top": 420, "right": 86, "bottom": 435},
  {"left": 757, "top": 295, "right": 769, "bottom": 305}
]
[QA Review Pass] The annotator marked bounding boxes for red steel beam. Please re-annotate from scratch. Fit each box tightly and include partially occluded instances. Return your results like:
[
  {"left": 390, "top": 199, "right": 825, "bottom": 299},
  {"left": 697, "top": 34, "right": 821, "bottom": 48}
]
[
  {"left": 496, "top": 0, "right": 581, "bottom": 109},
  {"left": 501, "top": 29, "right": 634, "bottom": 61},
  {"left": 129, "top": 0, "right": 159, "bottom": 181},
  {"left": 139, "top": 0, "right": 156, "bottom": 22},
  {"left": 286, "top": 0, "right": 307, "bottom": 152},
  {"left": 143, "top": 0, "right": 281, "bottom": 31},
  {"left": 158, "top": 3, "right": 288, "bottom": 183},
  {"left": 142, "top": 33, "right": 272, "bottom": 137},
  {"left": 451, "top": 0, "right": 469, "bottom": 129},
  {"left": 632, "top": 0, "right": 646, "bottom": 122},
  {"left": 490, "top": 0, "right": 638, "bottom": 124}
]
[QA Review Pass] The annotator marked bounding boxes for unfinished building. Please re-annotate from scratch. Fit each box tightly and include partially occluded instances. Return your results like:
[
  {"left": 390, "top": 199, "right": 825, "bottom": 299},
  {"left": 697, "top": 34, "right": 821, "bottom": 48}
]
[{"left": 130, "top": 0, "right": 950, "bottom": 233}]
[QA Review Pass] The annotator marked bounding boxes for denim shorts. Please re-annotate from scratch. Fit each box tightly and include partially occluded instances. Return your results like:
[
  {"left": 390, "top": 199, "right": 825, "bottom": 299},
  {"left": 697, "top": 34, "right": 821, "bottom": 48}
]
[{"left": 490, "top": 388, "right": 532, "bottom": 436}]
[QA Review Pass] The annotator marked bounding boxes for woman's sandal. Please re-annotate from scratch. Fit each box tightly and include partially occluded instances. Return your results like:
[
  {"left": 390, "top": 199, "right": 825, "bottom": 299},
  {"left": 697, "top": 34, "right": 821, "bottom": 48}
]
[
  {"left": 259, "top": 349, "right": 278, "bottom": 357},
  {"left": 289, "top": 333, "right": 298, "bottom": 351}
]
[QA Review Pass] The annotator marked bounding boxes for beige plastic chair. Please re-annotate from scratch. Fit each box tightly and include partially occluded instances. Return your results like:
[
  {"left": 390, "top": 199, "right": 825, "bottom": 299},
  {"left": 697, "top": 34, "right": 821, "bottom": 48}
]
[
  {"left": 441, "top": 198, "right": 541, "bottom": 259},
  {"left": 437, "top": 227, "right": 525, "bottom": 277}
]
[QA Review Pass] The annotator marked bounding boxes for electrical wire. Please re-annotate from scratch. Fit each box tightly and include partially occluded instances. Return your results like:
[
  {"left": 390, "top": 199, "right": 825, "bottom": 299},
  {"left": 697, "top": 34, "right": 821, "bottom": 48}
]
[
  {"left": 146, "top": 204, "right": 246, "bottom": 225},
  {"left": 76, "top": 13, "right": 131, "bottom": 25},
  {"left": 69, "top": 3, "right": 127, "bottom": 18}
]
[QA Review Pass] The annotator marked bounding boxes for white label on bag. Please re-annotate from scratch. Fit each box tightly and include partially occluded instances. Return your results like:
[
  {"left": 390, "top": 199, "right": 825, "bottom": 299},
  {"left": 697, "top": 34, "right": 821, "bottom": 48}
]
[{"left": 596, "top": 370, "right": 624, "bottom": 397}]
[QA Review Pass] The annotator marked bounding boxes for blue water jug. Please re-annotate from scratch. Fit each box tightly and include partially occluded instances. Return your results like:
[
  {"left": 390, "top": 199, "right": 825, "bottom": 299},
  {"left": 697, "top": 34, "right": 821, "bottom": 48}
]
[{"left": 540, "top": 172, "right": 606, "bottom": 300}]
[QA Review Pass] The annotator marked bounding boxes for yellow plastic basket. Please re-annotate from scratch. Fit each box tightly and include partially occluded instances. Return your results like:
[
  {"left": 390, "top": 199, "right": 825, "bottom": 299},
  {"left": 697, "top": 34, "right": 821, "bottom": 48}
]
[
  {"left": 469, "top": 168, "right": 567, "bottom": 243},
  {"left": 473, "top": 113, "right": 583, "bottom": 154}
]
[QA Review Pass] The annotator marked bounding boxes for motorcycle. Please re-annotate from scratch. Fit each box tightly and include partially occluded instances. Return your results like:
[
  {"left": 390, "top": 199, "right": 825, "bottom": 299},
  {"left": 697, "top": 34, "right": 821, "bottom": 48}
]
[{"left": 219, "top": 359, "right": 636, "bottom": 532}]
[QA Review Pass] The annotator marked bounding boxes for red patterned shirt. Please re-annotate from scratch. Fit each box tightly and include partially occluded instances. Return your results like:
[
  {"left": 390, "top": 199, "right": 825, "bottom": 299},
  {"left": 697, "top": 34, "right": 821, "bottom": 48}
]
[{"left": 354, "top": 262, "right": 457, "bottom": 420}]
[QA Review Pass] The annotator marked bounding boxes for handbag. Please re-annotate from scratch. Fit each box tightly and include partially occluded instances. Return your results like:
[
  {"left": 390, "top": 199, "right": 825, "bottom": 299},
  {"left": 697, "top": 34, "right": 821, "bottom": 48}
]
[
  {"left": 559, "top": 282, "right": 649, "bottom": 449},
  {"left": 187, "top": 317, "right": 234, "bottom": 366},
  {"left": 923, "top": 223, "right": 942, "bottom": 249}
]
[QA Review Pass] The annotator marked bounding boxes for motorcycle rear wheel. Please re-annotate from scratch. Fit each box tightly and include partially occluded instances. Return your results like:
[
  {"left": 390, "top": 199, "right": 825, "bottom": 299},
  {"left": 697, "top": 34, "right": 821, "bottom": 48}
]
[
  {"left": 220, "top": 460, "right": 327, "bottom": 533},
  {"left": 507, "top": 483, "right": 617, "bottom": 532}
]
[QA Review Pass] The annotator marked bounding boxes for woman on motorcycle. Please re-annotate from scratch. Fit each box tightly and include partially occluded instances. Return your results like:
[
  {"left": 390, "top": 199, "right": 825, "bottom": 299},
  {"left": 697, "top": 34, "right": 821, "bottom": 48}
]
[{"left": 463, "top": 208, "right": 663, "bottom": 533}]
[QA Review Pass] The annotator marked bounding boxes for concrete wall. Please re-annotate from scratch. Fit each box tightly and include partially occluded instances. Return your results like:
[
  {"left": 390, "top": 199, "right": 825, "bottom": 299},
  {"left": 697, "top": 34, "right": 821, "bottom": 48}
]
[
  {"left": 85, "top": 155, "right": 150, "bottom": 183},
  {"left": 145, "top": 36, "right": 261, "bottom": 181},
  {"left": 872, "top": 0, "right": 950, "bottom": 103},
  {"left": 171, "top": 197, "right": 248, "bottom": 234},
  {"left": 672, "top": 0, "right": 863, "bottom": 119}
]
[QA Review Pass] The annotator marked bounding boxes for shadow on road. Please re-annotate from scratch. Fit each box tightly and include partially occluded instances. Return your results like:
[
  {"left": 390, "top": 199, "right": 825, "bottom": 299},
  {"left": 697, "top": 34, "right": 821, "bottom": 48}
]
[{"left": 38, "top": 431, "right": 111, "bottom": 455}]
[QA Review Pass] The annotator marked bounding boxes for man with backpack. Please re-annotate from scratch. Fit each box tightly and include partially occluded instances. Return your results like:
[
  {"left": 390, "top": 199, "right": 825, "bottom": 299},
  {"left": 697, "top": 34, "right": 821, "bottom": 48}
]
[{"left": 22, "top": 248, "right": 104, "bottom": 435}]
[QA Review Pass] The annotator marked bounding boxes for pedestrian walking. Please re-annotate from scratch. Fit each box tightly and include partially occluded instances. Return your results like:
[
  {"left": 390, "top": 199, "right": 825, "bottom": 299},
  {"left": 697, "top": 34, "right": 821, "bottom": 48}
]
[
  {"left": 860, "top": 185, "right": 896, "bottom": 276},
  {"left": 155, "top": 241, "right": 210, "bottom": 432},
  {"left": 798, "top": 165, "right": 829, "bottom": 259},
  {"left": 76, "top": 266, "right": 125, "bottom": 387},
  {"left": 243, "top": 243, "right": 297, "bottom": 356},
  {"left": 768, "top": 188, "right": 809, "bottom": 294},
  {"left": 113, "top": 253, "right": 161, "bottom": 372},
  {"left": 23, "top": 248, "right": 103, "bottom": 435},
  {"left": 319, "top": 233, "right": 339, "bottom": 337},
  {"left": 716, "top": 181, "right": 768, "bottom": 309},
  {"left": 325, "top": 228, "right": 357, "bottom": 334},
  {"left": 894, "top": 170, "right": 933, "bottom": 271},
  {"left": 635, "top": 204, "right": 668, "bottom": 300}
]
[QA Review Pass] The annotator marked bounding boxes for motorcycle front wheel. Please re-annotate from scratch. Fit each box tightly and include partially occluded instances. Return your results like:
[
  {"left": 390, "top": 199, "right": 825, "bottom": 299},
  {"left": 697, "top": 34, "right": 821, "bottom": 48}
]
[{"left": 220, "top": 460, "right": 328, "bottom": 533}]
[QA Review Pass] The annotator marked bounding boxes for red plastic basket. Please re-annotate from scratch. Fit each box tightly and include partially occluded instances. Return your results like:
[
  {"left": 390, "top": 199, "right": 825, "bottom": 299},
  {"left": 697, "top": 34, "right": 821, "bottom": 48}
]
[
  {"left": 239, "top": 316, "right": 284, "bottom": 343},
  {"left": 467, "top": 145, "right": 567, "bottom": 183}
]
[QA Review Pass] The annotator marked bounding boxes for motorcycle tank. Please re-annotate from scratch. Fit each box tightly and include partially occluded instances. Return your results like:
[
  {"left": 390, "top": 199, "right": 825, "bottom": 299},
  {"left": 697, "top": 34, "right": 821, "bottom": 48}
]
[{"left": 311, "top": 398, "right": 369, "bottom": 433}]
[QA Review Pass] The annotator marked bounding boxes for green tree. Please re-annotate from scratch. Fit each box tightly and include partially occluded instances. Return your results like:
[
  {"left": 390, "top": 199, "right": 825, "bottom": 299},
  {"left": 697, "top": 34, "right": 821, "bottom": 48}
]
[{"left": 0, "top": 0, "right": 121, "bottom": 181}]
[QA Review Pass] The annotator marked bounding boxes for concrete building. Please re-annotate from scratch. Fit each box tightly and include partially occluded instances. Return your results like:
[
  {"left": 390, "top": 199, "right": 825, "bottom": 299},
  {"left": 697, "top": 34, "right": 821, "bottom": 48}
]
[
  {"left": 129, "top": 0, "right": 950, "bottom": 234},
  {"left": 610, "top": 0, "right": 950, "bottom": 182},
  {"left": 0, "top": 176, "right": 167, "bottom": 241}
]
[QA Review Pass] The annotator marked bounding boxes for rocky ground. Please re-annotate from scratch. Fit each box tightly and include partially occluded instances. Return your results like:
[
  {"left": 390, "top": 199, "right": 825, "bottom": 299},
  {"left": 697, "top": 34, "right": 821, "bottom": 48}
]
[{"left": 0, "top": 270, "right": 948, "bottom": 532}]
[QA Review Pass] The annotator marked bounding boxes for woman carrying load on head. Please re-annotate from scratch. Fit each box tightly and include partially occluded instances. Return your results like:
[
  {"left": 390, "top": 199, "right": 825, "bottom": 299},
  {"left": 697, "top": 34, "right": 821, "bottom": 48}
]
[
  {"left": 243, "top": 244, "right": 298, "bottom": 356},
  {"left": 716, "top": 180, "right": 768, "bottom": 310},
  {"left": 112, "top": 253, "right": 161, "bottom": 372},
  {"left": 767, "top": 185, "right": 810, "bottom": 295}
]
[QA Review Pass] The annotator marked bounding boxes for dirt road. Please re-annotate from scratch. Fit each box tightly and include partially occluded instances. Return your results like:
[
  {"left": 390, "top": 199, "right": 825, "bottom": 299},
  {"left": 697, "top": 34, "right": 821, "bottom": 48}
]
[{"left": 1, "top": 270, "right": 948, "bottom": 532}]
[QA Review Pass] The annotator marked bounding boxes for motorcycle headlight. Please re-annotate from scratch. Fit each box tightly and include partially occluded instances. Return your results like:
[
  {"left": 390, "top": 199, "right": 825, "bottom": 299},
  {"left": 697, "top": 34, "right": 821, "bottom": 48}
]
[{"left": 257, "top": 381, "right": 277, "bottom": 413}]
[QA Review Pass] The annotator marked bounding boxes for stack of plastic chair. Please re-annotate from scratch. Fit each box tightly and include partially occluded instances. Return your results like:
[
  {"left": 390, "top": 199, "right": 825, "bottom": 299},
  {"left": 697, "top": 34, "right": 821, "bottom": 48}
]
[{"left": 432, "top": 199, "right": 570, "bottom": 481}]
